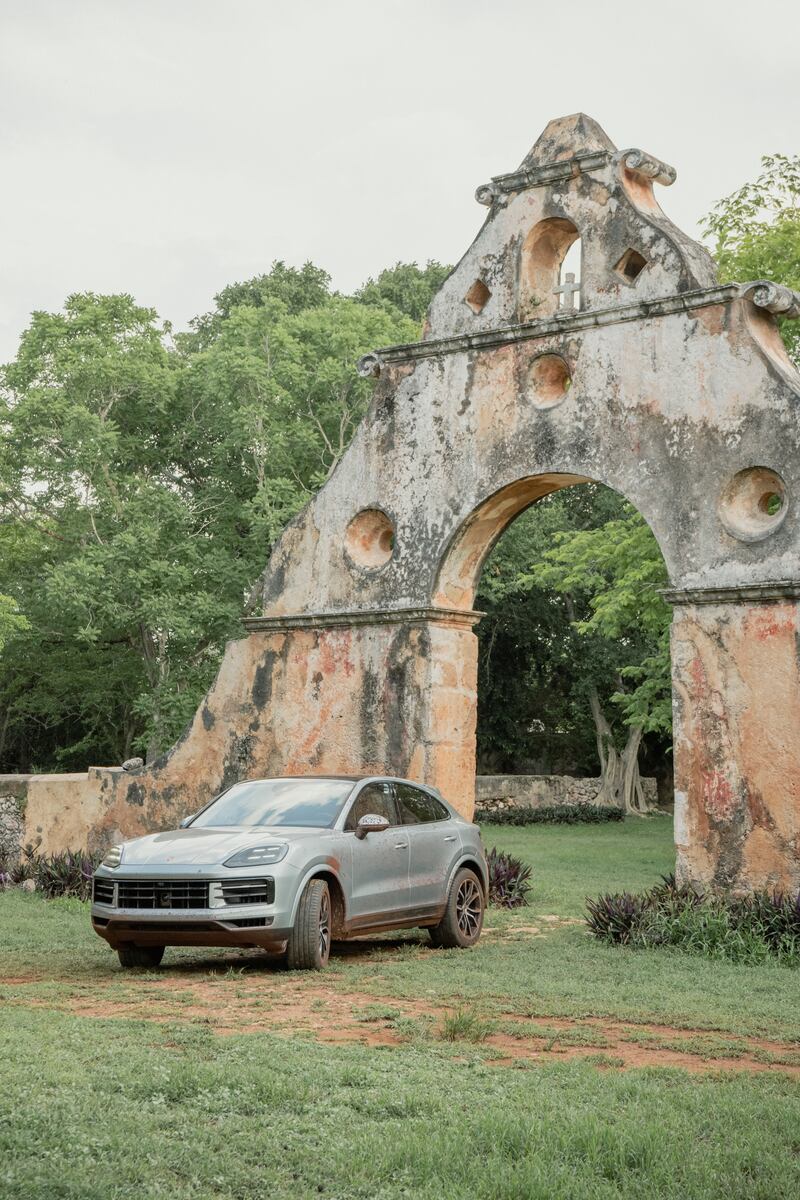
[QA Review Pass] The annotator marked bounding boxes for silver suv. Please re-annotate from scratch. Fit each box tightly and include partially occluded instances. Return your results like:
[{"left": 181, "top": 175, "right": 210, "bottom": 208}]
[{"left": 91, "top": 775, "right": 488, "bottom": 970}]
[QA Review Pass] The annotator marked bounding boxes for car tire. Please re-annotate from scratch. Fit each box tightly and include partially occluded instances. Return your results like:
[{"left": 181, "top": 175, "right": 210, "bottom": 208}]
[
  {"left": 117, "top": 944, "right": 165, "bottom": 969},
  {"left": 429, "top": 867, "right": 484, "bottom": 949},
  {"left": 286, "top": 878, "right": 331, "bottom": 970}
]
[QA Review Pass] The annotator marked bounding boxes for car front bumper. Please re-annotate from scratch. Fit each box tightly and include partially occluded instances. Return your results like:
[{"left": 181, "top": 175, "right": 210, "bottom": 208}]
[{"left": 91, "top": 865, "right": 298, "bottom": 950}]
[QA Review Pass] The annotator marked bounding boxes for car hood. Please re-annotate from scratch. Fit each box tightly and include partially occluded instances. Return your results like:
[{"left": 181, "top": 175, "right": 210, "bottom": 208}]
[{"left": 118, "top": 826, "right": 327, "bottom": 866}]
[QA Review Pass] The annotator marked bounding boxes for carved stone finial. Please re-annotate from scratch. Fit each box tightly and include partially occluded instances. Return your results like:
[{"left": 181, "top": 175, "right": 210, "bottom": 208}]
[
  {"left": 617, "top": 148, "right": 677, "bottom": 187},
  {"left": 357, "top": 352, "right": 384, "bottom": 379},
  {"left": 740, "top": 280, "right": 800, "bottom": 319},
  {"left": 475, "top": 183, "right": 504, "bottom": 207}
]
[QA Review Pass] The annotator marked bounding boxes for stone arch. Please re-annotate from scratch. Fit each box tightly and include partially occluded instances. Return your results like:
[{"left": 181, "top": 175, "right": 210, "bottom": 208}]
[
  {"left": 11, "top": 112, "right": 800, "bottom": 894},
  {"left": 433, "top": 472, "right": 665, "bottom": 614}
]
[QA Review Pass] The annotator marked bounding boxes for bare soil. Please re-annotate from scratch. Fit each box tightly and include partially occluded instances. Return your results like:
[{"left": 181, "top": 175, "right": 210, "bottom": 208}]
[{"left": 4, "top": 963, "right": 799, "bottom": 1076}]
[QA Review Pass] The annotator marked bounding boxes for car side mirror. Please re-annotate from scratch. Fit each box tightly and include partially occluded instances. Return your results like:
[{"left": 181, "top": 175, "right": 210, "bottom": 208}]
[
  {"left": 355, "top": 814, "right": 390, "bottom": 840},
  {"left": 179, "top": 815, "right": 195, "bottom": 829}
]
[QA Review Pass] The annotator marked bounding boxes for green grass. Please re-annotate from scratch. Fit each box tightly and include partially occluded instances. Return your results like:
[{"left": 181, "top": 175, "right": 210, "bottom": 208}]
[{"left": 1, "top": 814, "right": 800, "bottom": 1198}]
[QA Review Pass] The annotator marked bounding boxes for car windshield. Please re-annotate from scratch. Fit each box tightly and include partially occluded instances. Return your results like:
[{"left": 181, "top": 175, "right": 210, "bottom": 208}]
[{"left": 189, "top": 778, "right": 356, "bottom": 829}]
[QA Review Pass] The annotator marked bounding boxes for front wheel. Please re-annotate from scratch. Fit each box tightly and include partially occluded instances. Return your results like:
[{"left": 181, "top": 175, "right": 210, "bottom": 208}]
[
  {"left": 429, "top": 868, "right": 484, "bottom": 949},
  {"left": 117, "top": 944, "right": 165, "bottom": 969},
  {"left": 286, "top": 879, "right": 331, "bottom": 970}
]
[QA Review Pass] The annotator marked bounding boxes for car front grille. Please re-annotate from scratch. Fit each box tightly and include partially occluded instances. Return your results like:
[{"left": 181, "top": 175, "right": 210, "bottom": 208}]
[
  {"left": 116, "top": 880, "right": 210, "bottom": 909},
  {"left": 93, "top": 878, "right": 115, "bottom": 905},
  {"left": 218, "top": 878, "right": 275, "bottom": 905},
  {"left": 94, "top": 876, "right": 276, "bottom": 910}
]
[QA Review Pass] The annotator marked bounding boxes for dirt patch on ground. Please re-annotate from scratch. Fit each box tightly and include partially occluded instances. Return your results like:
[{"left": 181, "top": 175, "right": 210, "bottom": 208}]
[{"left": 5, "top": 966, "right": 799, "bottom": 1076}]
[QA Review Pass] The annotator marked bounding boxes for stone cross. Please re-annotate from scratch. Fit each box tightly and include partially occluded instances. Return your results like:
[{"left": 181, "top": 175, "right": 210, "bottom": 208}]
[{"left": 554, "top": 271, "right": 580, "bottom": 312}]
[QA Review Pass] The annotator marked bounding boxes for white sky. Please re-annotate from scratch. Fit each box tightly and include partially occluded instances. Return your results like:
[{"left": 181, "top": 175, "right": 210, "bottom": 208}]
[{"left": 1, "top": 0, "right": 798, "bottom": 362}]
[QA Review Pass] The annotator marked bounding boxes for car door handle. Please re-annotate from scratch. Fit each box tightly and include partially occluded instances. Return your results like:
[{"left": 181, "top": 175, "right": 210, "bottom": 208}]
[
  {"left": 443, "top": 835, "right": 457, "bottom": 842},
  {"left": 394, "top": 841, "right": 409, "bottom": 849}
]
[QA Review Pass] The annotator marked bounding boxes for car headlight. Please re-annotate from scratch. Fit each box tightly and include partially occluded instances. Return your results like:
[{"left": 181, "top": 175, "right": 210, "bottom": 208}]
[
  {"left": 223, "top": 844, "right": 288, "bottom": 868},
  {"left": 102, "top": 844, "right": 123, "bottom": 869}
]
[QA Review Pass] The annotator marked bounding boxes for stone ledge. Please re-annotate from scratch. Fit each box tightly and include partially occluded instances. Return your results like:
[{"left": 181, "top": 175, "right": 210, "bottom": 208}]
[
  {"left": 661, "top": 581, "right": 800, "bottom": 606},
  {"left": 358, "top": 285, "right": 741, "bottom": 375},
  {"left": 476, "top": 149, "right": 612, "bottom": 203},
  {"left": 243, "top": 606, "right": 485, "bottom": 633}
]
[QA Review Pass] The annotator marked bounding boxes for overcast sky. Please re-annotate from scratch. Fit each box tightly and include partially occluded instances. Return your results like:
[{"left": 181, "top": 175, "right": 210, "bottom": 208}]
[{"left": 1, "top": 0, "right": 798, "bottom": 361}]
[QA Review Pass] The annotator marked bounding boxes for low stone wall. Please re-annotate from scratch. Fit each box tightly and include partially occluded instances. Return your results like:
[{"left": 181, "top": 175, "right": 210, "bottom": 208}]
[
  {"left": 475, "top": 774, "right": 658, "bottom": 814},
  {"left": 0, "top": 768, "right": 660, "bottom": 864}
]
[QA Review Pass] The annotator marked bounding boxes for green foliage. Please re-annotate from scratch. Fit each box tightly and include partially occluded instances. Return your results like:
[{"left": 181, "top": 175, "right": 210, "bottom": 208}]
[
  {"left": 355, "top": 260, "right": 452, "bottom": 322},
  {"left": 476, "top": 803, "right": 624, "bottom": 826},
  {"left": 527, "top": 507, "right": 671, "bottom": 735},
  {"left": 0, "top": 594, "right": 27, "bottom": 656},
  {"left": 0, "top": 267, "right": 419, "bottom": 770},
  {"left": 586, "top": 875, "right": 800, "bottom": 967},
  {"left": 439, "top": 1006, "right": 495, "bottom": 1042},
  {"left": 702, "top": 153, "right": 800, "bottom": 363},
  {"left": 475, "top": 484, "right": 671, "bottom": 780}
]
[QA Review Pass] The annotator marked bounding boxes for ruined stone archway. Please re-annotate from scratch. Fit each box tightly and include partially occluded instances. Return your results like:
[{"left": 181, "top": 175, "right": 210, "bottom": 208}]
[{"left": 10, "top": 113, "right": 800, "bottom": 892}]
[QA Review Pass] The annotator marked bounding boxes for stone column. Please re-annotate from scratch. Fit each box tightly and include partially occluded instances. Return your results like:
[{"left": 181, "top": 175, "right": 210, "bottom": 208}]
[
  {"left": 241, "top": 607, "right": 481, "bottom": 817},
  {"left": 668, "top": 584, "right": 800, "bottom": 892}
]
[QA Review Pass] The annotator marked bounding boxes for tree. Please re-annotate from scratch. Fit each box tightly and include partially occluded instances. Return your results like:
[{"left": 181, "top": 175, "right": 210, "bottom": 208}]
[
  {"left": 356, "top": 261, "right": 452, "bottom": 323},
  {"left": 0, "top": 269, "right": 419, "bottom": 771},
  {"left": 526, "top": 506, "right": 669, "bottom": 814},
  {"left": 702, "top": 154, "right": 800, "bottom": 364}
]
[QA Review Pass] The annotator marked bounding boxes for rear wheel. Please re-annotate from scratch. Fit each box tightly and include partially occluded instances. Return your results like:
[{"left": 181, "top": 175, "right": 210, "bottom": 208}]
[
  {"left": 286, "top": 879, "right": 331, "bottom": 970},
  {"left": 117, "top": 944, "right": 165, "bottom": 970},
  {"left": 429, "top": 868, "right": 484, "bottom": 949}
]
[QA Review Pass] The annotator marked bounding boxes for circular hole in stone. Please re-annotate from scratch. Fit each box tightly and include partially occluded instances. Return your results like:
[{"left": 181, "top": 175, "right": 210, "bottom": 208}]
[
  {"left": 528, "top": 354, "right": 572, "bottom": 409},
  {"left": 345, "top": 508, "right": 396, "bottom": 569},
  {"left": 718, "top": 467, "right": 788, "bottom": 543}
]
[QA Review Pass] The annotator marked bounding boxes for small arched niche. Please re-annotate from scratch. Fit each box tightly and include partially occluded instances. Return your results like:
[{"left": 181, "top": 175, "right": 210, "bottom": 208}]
[{"left": 519, "top": 217, "right": 580, "bottom": 321}]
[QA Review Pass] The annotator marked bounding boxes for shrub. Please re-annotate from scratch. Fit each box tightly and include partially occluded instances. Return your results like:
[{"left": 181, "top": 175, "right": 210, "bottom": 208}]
[
  {"left": 485, "top": 846, "right": 532, "bottom": 908},
  {"left": 1, "top": 845, "right": 102, "bottom": 901},
  {"left": 586, "top": 874, "right": 800, "bottom": 966},
  {"left": 585, "top": 891, "right": 650, "bottom": 944},
  {"left": 476, "top": 802, "right": 623, "bottom": 826}
]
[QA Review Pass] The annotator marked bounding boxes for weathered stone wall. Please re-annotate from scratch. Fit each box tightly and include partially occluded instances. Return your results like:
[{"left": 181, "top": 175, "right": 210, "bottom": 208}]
[
  {"left": 672, "top": 598, "right": 800, "bottom": 891},
  {"left": 3, "top": 611, "right": 479, "bottom": 856},
  {"left": 475, "top": 775, "right": 658, "bottom": 813},
  {"left": 2, "top": 112, "right": 799, "bottom": 891},
  {"left": 0, "top": 792, "right": 25, "bottom": 865}
]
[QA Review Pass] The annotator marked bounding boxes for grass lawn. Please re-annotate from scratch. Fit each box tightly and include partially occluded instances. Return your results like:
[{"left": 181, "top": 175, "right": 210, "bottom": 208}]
[{"left": 1, "top": 814, "right": 799, "bottom": 1199}]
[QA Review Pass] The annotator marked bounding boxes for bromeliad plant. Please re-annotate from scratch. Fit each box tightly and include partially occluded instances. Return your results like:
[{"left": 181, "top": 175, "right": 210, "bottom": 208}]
[
  {"left": 586, "top": 874, "right": 800, "bottom": 966},
  {"left": 1, "top": 845, "right": 102, "bottom": 901},
  {"left": 485, "top": 847, "right": 532, "bottom": 908}
]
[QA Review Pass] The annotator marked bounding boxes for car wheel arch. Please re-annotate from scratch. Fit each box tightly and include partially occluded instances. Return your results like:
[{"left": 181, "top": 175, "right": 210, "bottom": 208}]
[
  {"left": 450, "top": 855, "right": 488, "bottom": 900},
  {"left": 291, "top": 865, "right": 348, "bottom": 936}
]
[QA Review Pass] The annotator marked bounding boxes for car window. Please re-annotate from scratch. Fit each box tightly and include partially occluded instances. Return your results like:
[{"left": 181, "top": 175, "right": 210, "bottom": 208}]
[
  {"left": 344, "top": 782, "right": 398, "bottom": 831},
  {"left": 396, "top": 783, "right": 450, "bottom": 825}
]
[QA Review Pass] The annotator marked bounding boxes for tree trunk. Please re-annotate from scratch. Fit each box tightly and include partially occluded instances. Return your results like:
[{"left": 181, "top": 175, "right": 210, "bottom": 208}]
[{"left": 587, "top": 685, "right": 651, "bottom": 815}]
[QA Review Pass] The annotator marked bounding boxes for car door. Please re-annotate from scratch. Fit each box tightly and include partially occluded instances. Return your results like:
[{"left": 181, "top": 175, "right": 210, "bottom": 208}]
[
  {"left": 344, "top": 781, "right": 410, "bottom": 923},
  {"left": 395, "top": 783, "right": 460, "bottom": 911}
]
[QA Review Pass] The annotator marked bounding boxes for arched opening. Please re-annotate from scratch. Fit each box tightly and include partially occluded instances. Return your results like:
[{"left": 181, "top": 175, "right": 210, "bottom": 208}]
[
  {"left": 519, "top": 218, "right": 581, "bottom": 321},
  {"left": 435, "top": 475, "right": 672, "bottom": 817}
]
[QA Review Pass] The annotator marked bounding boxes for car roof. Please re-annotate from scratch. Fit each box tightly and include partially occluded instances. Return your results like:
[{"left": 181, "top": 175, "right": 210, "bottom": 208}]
[{"left": 234, "top": 774, "right": 438, "bottom": 788}]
